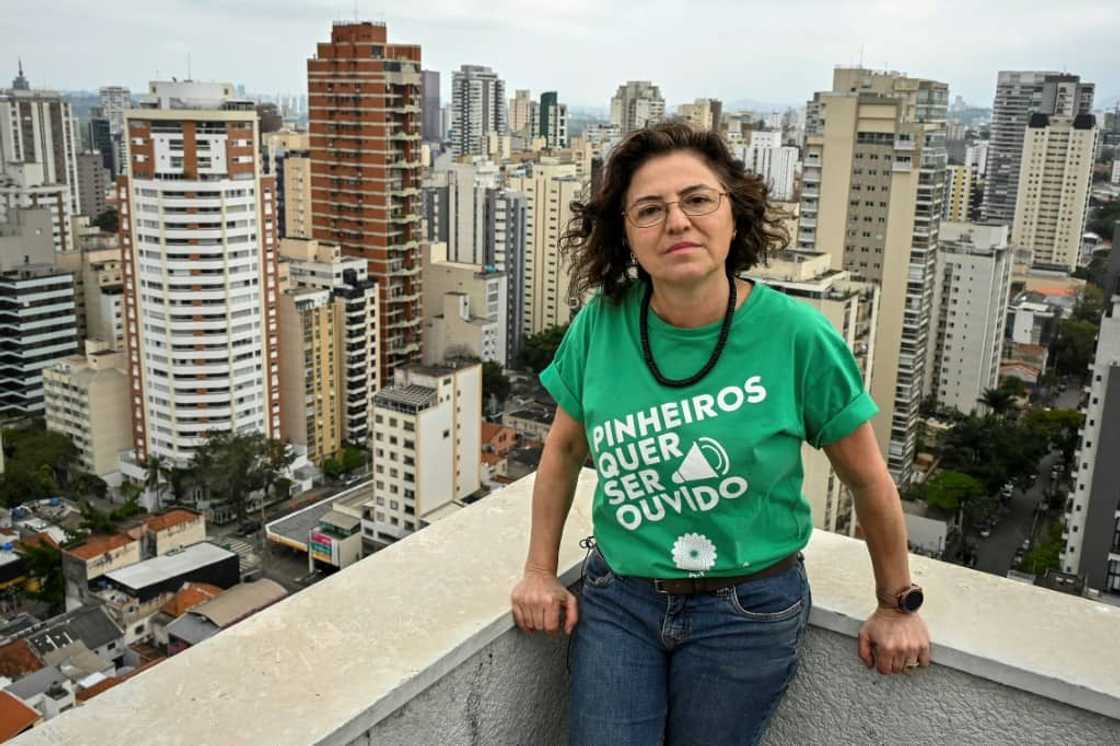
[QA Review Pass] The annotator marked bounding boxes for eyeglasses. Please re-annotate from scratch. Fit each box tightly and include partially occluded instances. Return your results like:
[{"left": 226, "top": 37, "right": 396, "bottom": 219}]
[{"left": 623, "top": 187, "right": 729, "bottom": 228}]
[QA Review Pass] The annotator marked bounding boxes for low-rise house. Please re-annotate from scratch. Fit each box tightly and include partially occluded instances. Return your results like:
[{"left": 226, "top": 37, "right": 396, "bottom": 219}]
[
  {"left": 501, "top": 404, "right": 553, "bottom": 442},
  {"left": 0, "top": 690, "right": 42, "bottom": 740},
  {"left": 23, "top": 606, "right": 126, "bottom": 670},
  {"left": 166, "top": 580, "right": 287, "bottom": 655},
  {"left": 481, "top": 422, "right": 517, "bottom": 456},
  {"left": 3, "top": 664, "right": 75, "bottom": 722},
  {"left": 61, "top": 534, "right": 141, "bottom": 611}
]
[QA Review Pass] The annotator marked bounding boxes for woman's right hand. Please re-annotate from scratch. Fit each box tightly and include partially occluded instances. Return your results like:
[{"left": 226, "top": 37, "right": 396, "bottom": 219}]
[{"left": 511, "top": 569, "right": 580, "bottom": 636}]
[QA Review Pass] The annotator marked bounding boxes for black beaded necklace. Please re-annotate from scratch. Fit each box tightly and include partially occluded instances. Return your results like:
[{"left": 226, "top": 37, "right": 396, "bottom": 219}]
[{"left": 640, "top": 275, "right": 737, "bottom": 388}]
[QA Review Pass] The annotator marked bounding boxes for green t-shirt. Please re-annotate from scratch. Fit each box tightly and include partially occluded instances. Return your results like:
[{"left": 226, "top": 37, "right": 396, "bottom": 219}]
[{"left": 540, "top": 279, "right": 879, "bottom": 579}]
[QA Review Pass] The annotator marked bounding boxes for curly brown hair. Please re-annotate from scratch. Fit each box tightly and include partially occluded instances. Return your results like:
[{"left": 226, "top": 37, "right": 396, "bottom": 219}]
[{"left": 561, "top": 119, "right": 790, "bottom": 304}]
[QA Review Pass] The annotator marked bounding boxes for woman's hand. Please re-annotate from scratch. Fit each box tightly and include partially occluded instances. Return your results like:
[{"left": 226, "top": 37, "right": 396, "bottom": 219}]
[
  {"left": 511, "top": 569, "right": 579, "bottom": 636},
  {"left": 858, "top": 608, "right": 932, "bottom": 675}
]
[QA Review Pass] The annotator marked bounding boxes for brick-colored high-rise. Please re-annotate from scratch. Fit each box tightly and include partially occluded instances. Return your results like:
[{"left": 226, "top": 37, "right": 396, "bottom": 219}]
[{"left": 308, "top": 22, "right": 424, "bottom": 381}]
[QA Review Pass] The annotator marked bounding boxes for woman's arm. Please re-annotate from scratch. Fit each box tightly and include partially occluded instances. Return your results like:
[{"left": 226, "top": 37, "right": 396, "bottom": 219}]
[
  {"left": 511, "top": 405, "right": 590, "bottom": 635},
  {"left": 824, "top": 422, "right": 932, "bottom": 675}
]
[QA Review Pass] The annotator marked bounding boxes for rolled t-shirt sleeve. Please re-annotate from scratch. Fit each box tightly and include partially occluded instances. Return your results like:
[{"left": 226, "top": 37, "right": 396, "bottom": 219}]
[
  {"left": 539, "top": 299, "right": 597, "bottom": 423},
  {"left": 799, "top": 314, "right": 880, "bottom": 449}
]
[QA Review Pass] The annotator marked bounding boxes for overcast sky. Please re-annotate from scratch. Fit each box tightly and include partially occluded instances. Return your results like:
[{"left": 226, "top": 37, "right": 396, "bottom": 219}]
[{"left": 8, "top": 0, "right": 1120, "bottom": 112}]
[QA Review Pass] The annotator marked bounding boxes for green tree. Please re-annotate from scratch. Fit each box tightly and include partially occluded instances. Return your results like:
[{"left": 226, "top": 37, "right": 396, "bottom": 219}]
[
  {"left": 78, "top": 501, "right": 116, "bottom": 535},
  {"left": 998, "top": 376, "right": 1029, "bottom": 398},
  {"left": 1071, "top": 284, "right": 1106, "bottom": 323},
  {"left": 22, "top": 543, "right": 65, "bottom": 615},
  {"left": 1052, "top": 319, "right": 1099, "bottom": 378},
  {"left": 1021, "top": 520, "right": 1064, "bottom": 575},
  {"left": 518, "top": 324, "right": 569, "bottom": 373},
  {"left": 189, "top": 431, "right": 292, "bottom": 524},
  {"left": 1086, "top": 201, "right": 1120, "bottom": 240},
  {"left": 924, "top": 470, "right": 987, "bottom": 512},
  {"left": 482, "top": 361, "right": 511, "bottom": 404},
  {"left": 92, "top": 207, "right": 119, "bottom": 234},
  {"left": 1024, "top": 408, "right": 1084, "bottom": 466},
  {"left": 978, "top": 387, "right": 1017, "bottom": 418}
]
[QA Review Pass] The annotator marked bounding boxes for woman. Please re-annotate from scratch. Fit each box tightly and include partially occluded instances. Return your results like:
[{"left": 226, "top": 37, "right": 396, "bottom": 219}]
[{"left": 510, "top": 121, "right": 931, "bottom": 745}]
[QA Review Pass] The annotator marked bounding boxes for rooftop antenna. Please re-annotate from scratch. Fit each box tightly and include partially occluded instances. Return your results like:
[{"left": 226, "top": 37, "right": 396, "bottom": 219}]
[
  {"left": 187, "top": 52, "right": 192, "bottom": 81},
  {"left": 858, "top": 45, "right": 864, "bottom": 69}
]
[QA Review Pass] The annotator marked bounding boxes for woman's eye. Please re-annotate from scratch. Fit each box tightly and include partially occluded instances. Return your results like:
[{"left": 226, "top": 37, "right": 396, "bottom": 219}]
[
  {"left": 685, "top": 194, "right": 715, "bottom": 207},
  {"left": 637, "top": 204, "right": 663, "bottom": 218}
]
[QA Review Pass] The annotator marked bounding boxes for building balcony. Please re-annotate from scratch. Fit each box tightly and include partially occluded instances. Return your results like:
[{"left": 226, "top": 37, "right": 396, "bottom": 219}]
[{"left": 15, "top": 471, "right": 1120, "bottom": 744}]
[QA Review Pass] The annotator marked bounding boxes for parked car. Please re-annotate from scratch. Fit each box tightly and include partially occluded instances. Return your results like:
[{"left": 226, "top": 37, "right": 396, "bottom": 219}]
[
  {"left": 978, "top": 520, "right": 993, "bottom": 538},
  {"left": 1013, "top": 547, "right": 1026, "bottom": 566},
  {"left": 237, "top": 520, "right": 261, "bottom": 536},
  {"left": 1000, "top": 483, "right": 1014, "bottom": 498},
  {"left": 1020, "top": 538, "right": 1031, "bottom": 551}
]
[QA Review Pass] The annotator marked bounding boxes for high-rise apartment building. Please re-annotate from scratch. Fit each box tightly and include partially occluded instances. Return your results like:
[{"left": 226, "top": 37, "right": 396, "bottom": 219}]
[
  {"left": 509, "top": 89, "right": 536, "bottom": 135},
  {"left": 262, "top": 130, "right": 312, "bottom": 239},
  {"left": 0, "top": 264, "right": 78, "bottom": 416},
  {"left": 677, "top": 98, "right": 722, "bottom": 131},
  {"left": 421, "top": 242, "right": 508, "bottom": 367},
  {"left": 76, "top": 151, "right": 111, "bottom": 219},
  {"left": 738, "top": 130, "right": 798, "bottom": 201},
  {"left": 0, "top": 81, "right": 81, "bottom": 251},
  {"left": 506, "top": 160, "right": 585, "bottom": 335},
  {"left": 610, "top": 81, "right": 665, "bottom": 135},
  {"left": 1010, "top": 113, "right": 1097, "bottom": 272},
  {"left": 982, "top": 72, "right": 1093, "bottom": 226},
  {"left": 308, "top": 21, "right": 424, "bottom": 382},
  {"left": 1062, "top": 295, "right": 1120, "bottom": 598},
  {"left": 279, "top": 238, "right": 380, "bottom": 446},
  {"left": 117, "top": 81, "right": 281, "bottom": 470},
  {"left": 421, "top": 157, "right": 499, "bottom": 266},
  {"left": 450, "top": 65, "right": 507, "bottom": 157},
  {"left": 752, "top": 250, "right": 879, "bottom": 535},
  {"left": 798, "top": 68, "right": 948, "bottom": 485},
  {"left": 486, "top": 188, "right": 528, "bottom": 362},
  {"left": 943, "top": 164, "right": 973, "bottom": 223},
  {"left": 925, "top": 222, "right": 1011, "bottom": 415},
  {"left": 364, "top": 363, "right": 481, "bottom": 545},
  {"left": 98, "top": 86, "right": 132, "bottom": 136},
  {"left": 278, "top": 287, "right": 343, "bottom": 464},
  {"left": 43, "top": 342, "right": 130, "bottom": 483},
  {"left": 965, "top": 141, "right": 989, "bottom": 180},
  {"left": 421, "top": 70, "right": 441, "bottom": 143},
  {"left": 538, "top": 91, "right": 568, "bottom": 149}
]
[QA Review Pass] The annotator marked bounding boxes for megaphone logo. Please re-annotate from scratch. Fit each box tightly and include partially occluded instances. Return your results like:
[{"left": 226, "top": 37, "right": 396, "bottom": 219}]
[{"left": 671, "top": 437, "right": 731, "bottom": 484}]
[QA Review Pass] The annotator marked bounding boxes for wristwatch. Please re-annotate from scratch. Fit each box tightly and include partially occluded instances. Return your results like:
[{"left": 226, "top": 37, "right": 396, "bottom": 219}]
[{"left": 877, "top": 583, "right": 924, "bottom": 613}]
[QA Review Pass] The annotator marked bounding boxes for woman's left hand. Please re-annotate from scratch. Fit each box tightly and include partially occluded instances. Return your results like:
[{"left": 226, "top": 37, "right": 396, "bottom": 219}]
[{"left": 857, "top": 608, "right": 932, "bottom": 675}]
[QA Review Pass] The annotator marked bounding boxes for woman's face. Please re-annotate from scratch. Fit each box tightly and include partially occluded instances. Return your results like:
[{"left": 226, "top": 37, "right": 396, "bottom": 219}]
[{"left": 623, "top": 150, "right": 735, "bottom": 289}]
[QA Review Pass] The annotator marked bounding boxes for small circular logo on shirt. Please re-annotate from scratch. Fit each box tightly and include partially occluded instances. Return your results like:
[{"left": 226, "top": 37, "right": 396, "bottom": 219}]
[{"left": 671, "top": 532, "right": 718, "bottom": 572}]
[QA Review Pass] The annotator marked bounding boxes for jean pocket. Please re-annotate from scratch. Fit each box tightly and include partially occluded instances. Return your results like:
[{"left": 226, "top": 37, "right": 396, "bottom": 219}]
[
  {"left": 726, "top": 565, "right": 805, "bottom": 622},
  {"left": 583, "top": 549, "right": 615, "bottom": 589}
]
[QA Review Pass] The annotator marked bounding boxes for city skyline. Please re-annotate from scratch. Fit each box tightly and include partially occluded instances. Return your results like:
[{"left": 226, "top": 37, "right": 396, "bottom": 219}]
[{"left": 8, "top": 1, "right": 1120, "bottom": 112}]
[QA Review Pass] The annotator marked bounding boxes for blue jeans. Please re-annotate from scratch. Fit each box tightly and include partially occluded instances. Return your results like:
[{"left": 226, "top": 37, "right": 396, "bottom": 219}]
[{"left": 568, "top": 546, "right": 811, "bottom": 746}]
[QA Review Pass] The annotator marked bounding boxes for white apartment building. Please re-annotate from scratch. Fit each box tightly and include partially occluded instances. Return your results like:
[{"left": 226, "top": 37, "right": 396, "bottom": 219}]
[
  {"left": 43, "top": 343, "right": 131, "bottom": 484},
  {"left": 798, "top": 68, "right": 949, "bottom": 486},
  {"left": 450, "top": 65, "right": 507, "bottom": 157},
  {"left": 118, "top": 81, "right": 281, "bottom": 471},
  {"left": 0, "top": 162, "right": 74, "bottom": 253},
  {"left": 1011, "top": 113, "right": 1098, "bottom": 272},
  {"left": 98, "top": 86, "right": 132, "bottom": 136},
  {"left": 752, "top": 250, "right": 879, "bottom": 536},
  {"left": 965, "top": 141, "right": 989, "bottom": 180},
  {"left": 738, "top": 131, "right": 798, "bottom": 201},
  {"left": 422, "top": 157, "right": 499, "bottom": 266},
  {"left": 0, "top": 85, "right": 82, "bottom": 220},
  {"left": 925, "top": 222, "right": 1012, "bottom": 415},
  {"left": 279, "top": 238, "right": 380, "bottom": 446},
  {"left": 610, "top": 81, "right": 665, "bottom": 135},
  {"left": 364, "top": 363, "right": 481, "bottom": 544},
  {"left": 1062, "top": 295, "right": 1120, "bottom": 598},
  {"left": 422, "top": 242, "right": 508, "bottom": 367},
  {"left": 0, "top": 264, "right": 78, "bottom": 416},
  {"left": 506, "top": 160, "right": 585, "bottom": 335},
  {"left": 486, "top": 188, "right": 528, "bottom": 362}
]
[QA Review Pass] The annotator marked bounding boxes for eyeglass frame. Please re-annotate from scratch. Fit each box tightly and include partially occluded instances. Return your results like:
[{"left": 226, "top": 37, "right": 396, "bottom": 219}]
[{"left": 621, "top": 186, "right": 731, "bottom": 228}]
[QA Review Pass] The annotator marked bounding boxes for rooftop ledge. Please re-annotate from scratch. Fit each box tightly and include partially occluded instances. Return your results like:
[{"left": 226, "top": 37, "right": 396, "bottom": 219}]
[{"left": 14, "top": 471, "right": 1120, "bottom": 745}]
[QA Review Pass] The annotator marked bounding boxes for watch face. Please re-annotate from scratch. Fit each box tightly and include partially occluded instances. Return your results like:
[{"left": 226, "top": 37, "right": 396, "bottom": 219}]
[{"left": 901, "top": 587, "right": 924, "bottom": 613}]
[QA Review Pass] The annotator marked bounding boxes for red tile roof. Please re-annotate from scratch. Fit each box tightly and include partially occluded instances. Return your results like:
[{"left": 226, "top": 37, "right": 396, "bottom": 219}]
[
  {"left": 0, "top": 691, "right": 40, "bottom": 741},
  {"left": 64, "top": 533, "right": 136, "bottom": 561},
  {"left": 481, "top": 422, "right": 514, "bottom": 444},
  {"left": 17, "top": 532, "right": 59, "bottom": 551},
  {"left": 143, "top": 509, "right": 202, "bottom": 533},
  {"left": 0, "top": 640, "right": 43, "bottom": 679},
  {"left": 160, "top": 582, "right": 224, "bottom": 618},
  {"left": 75, "top": 657, "right": 165, "bottom": 703}
]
